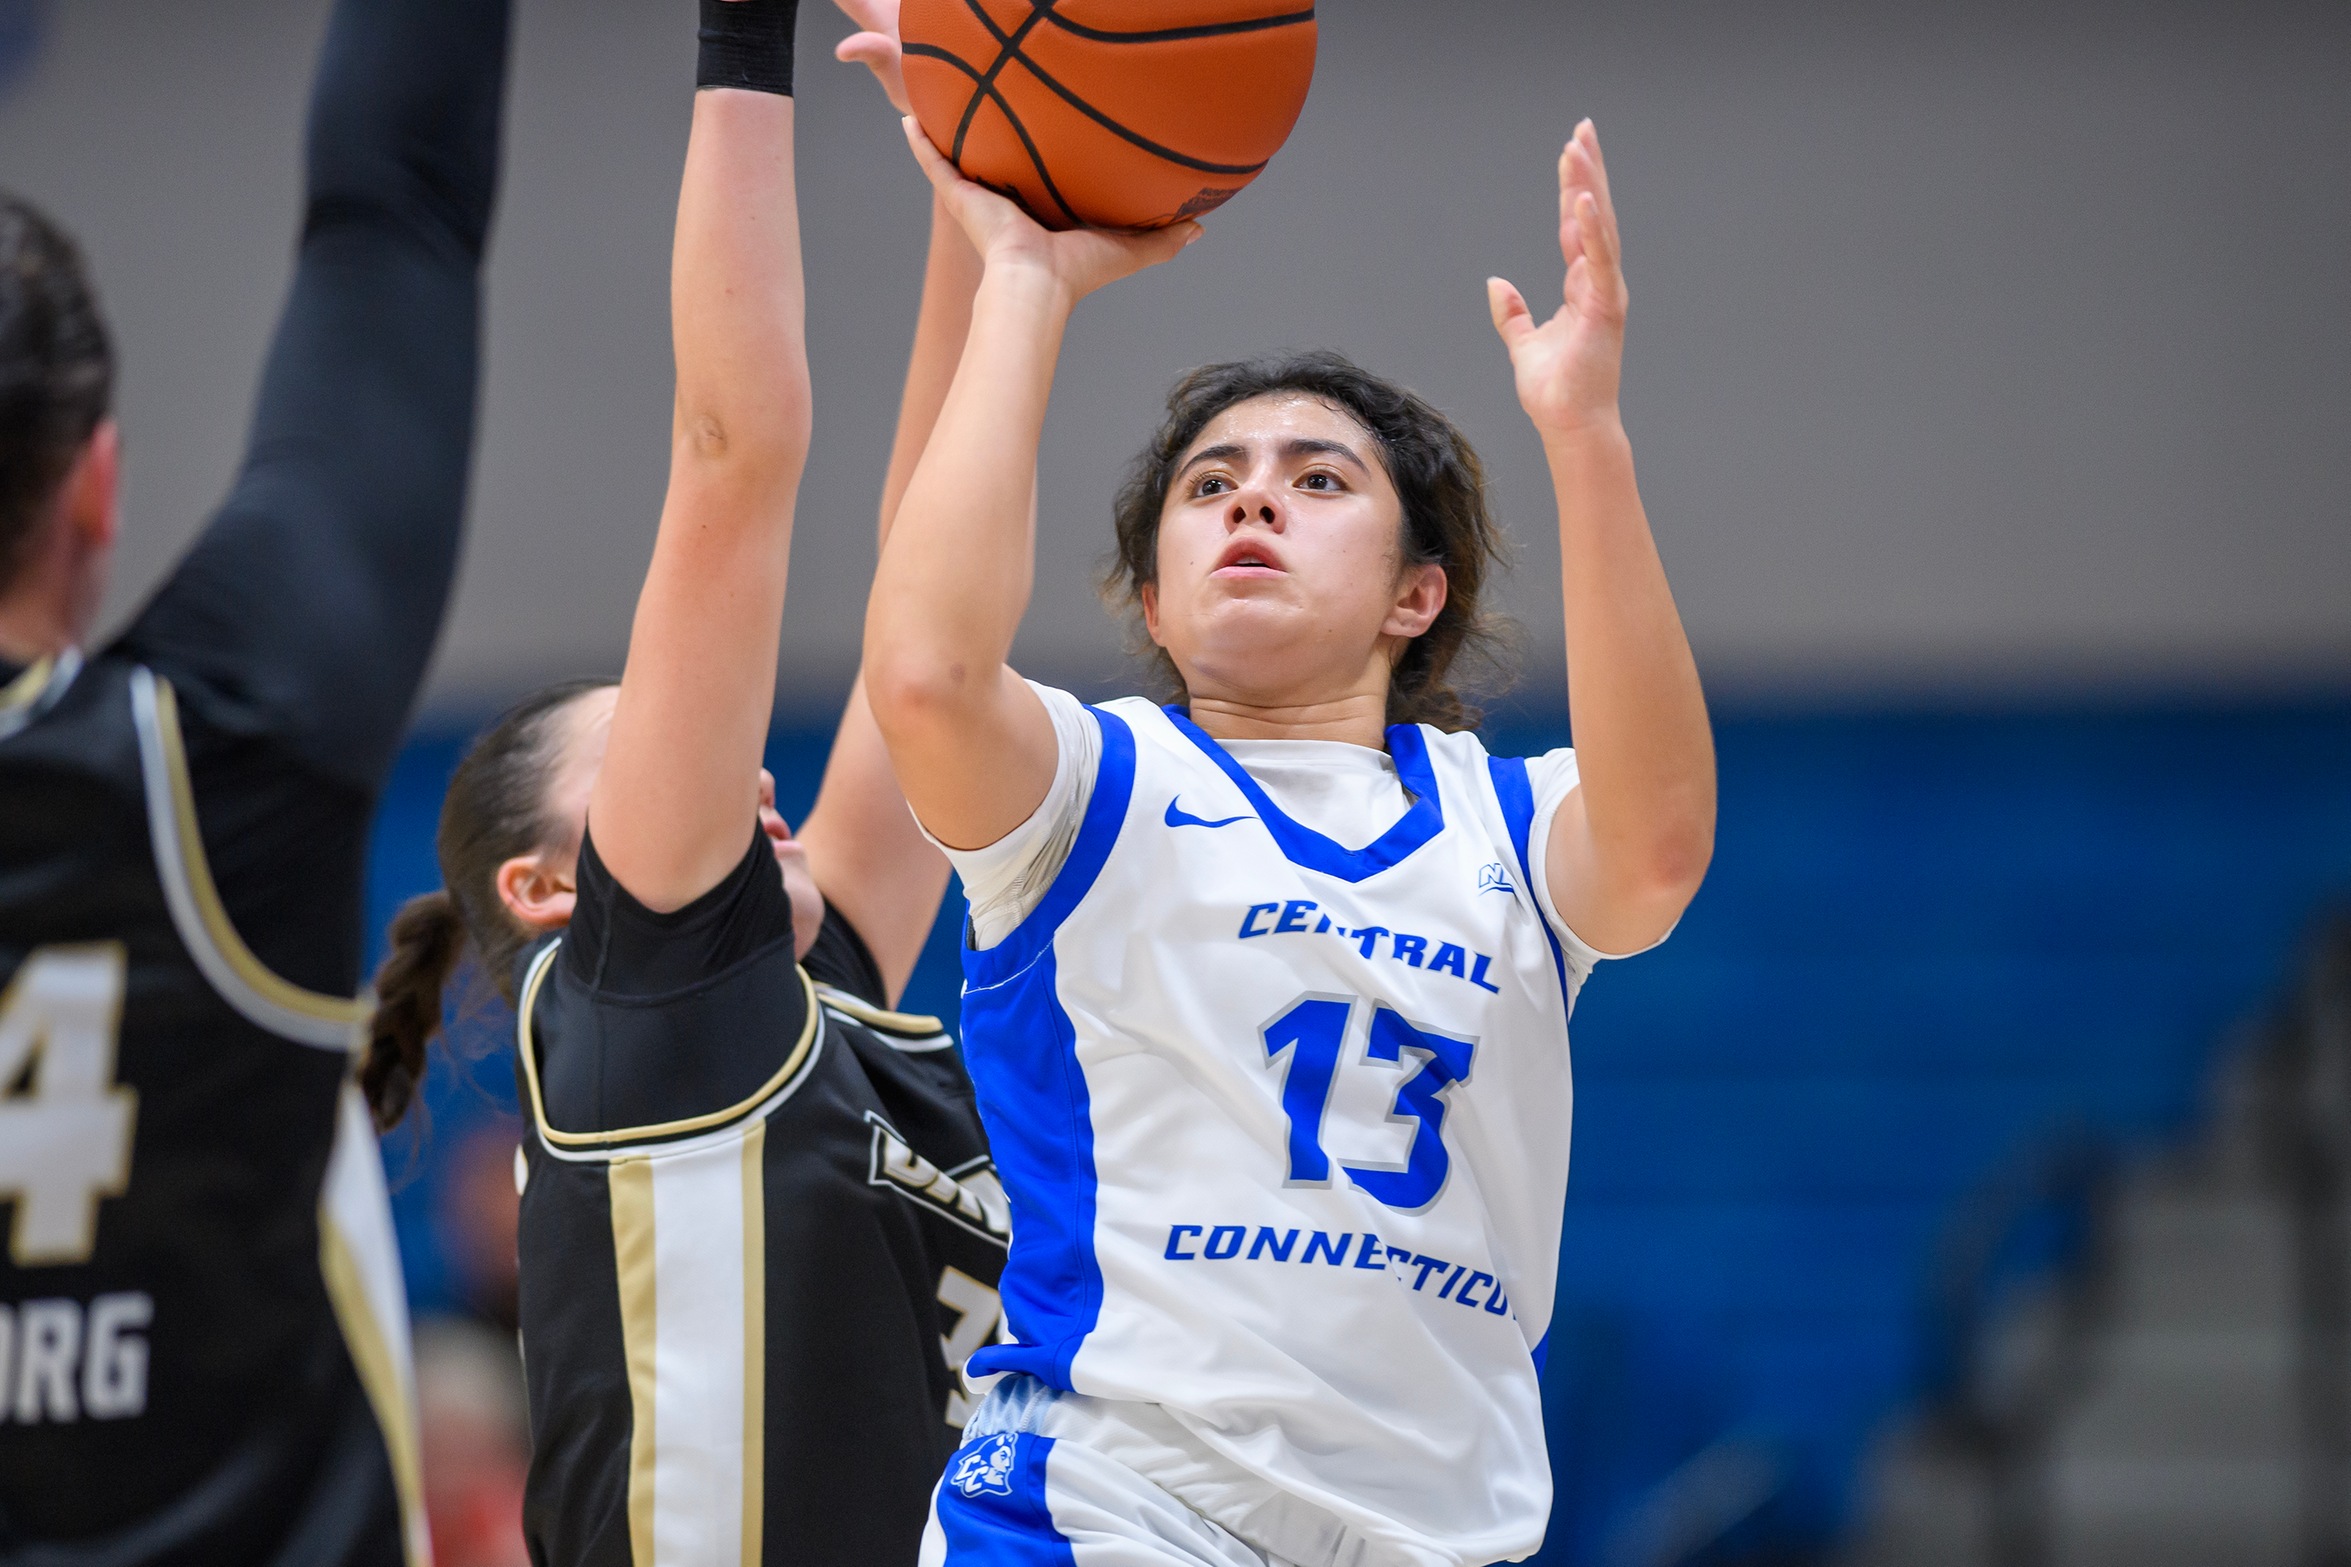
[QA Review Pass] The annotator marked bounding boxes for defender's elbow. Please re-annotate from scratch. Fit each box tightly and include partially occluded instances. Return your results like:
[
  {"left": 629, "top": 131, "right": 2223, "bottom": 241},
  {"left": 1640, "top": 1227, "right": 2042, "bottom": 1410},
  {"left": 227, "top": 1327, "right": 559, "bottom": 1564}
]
[{"left": 675, "top": 378, "right": 813, "bottom": 477}]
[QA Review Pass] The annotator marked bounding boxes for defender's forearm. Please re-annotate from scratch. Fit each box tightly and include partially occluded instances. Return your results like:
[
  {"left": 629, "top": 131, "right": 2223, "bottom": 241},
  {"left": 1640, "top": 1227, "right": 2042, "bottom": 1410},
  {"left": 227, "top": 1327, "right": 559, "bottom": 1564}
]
[{"left": 877, "top": 200, "right": 986, "bottom": 546}]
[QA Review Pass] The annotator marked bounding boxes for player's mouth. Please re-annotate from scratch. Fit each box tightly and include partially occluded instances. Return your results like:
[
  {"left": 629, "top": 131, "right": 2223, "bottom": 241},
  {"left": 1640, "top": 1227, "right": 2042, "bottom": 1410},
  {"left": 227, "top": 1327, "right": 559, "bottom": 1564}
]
[{"left": 1211, "top": 537, "right": 1288, "bottom": 579}]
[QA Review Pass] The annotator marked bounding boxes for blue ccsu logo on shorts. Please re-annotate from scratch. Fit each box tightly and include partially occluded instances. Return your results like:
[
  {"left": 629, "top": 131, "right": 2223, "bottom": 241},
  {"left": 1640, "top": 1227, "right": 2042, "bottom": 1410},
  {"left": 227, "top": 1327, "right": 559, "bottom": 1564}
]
[{"left": 949, "top": 1433, "right": 1019, "bottom": 1499}]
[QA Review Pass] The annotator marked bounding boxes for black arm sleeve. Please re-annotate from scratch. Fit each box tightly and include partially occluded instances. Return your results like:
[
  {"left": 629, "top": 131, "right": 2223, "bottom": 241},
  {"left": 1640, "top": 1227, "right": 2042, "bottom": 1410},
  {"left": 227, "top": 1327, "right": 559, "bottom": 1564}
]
[
  {"left": 536, "top": 827, "right": 815, "bottom": 1134},
  {"left": 116, "top": 0, "right": 511, "bottom": 791}
]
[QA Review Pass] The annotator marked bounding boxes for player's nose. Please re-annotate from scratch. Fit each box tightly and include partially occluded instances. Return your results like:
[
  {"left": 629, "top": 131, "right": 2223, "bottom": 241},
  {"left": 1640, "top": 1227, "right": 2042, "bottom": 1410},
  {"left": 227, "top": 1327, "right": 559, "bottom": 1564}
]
[{"left": 1225, "top": 484, "right": 1285, "bottom": 532}]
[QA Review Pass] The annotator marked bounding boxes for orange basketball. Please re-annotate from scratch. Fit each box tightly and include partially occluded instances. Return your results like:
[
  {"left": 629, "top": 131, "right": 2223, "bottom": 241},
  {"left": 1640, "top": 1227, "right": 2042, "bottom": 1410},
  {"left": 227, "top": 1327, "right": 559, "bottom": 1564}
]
[{"left": 900, "top": 0, "right": 1318, "bottom": 232}]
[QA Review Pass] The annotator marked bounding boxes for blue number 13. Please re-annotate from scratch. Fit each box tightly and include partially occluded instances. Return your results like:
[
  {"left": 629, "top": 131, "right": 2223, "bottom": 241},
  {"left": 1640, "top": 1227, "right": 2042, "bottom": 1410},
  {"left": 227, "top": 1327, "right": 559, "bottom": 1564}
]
[{"left": 1261, "top": 997, "right": 1477, "bottom": 1213}]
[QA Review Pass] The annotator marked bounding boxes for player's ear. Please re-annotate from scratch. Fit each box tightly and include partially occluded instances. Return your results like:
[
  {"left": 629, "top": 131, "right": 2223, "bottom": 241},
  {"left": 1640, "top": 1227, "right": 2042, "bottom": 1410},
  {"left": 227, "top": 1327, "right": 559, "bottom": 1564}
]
[
  {"left": 1140, "top": 580, "right": 1164, "bottom": 645},
  {"left": 1382, "top": 562, "right": 1447, "bottom": 641},
  {"left": 496, "top": 850, "right": 577, "bottom": 931},
  {"left": 60, "top": 421, "right": 122, "bottom": 552}
]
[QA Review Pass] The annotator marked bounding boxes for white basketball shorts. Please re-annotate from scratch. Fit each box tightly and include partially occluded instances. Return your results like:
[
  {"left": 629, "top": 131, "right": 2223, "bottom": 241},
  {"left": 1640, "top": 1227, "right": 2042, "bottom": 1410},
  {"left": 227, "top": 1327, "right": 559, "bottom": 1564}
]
[{"left": 920, "top": 1426, "right": 1296, "bottom": 1567}]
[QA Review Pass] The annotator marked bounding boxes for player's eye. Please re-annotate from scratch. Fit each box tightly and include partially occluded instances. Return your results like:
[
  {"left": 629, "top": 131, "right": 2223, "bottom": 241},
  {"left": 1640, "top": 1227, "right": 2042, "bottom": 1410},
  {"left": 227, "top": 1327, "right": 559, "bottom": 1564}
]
[
  {"left": 1195, "top": 474, "right": 1234, "bottom": 496},
  {"left": 1298, "top": 470, "right": 1340, "bottom": 491}
]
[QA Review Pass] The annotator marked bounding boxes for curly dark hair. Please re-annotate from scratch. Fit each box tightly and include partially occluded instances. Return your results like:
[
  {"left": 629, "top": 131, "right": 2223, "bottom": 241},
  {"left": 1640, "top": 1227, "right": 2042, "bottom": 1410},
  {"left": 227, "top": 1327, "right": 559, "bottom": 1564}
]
[
  {"left": 0, "top": 192, "right": 114, "bottom": 594},
  {"left": 1102, "top": 350, "right": 1511, "bottom": 731}
]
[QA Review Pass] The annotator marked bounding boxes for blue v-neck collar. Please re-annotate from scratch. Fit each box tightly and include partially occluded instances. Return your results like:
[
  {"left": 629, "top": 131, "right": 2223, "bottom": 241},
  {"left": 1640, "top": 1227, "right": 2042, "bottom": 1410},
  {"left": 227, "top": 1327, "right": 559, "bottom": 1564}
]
[{"left": 1161, "top": 706, "right": 1445, "bottom": 883}]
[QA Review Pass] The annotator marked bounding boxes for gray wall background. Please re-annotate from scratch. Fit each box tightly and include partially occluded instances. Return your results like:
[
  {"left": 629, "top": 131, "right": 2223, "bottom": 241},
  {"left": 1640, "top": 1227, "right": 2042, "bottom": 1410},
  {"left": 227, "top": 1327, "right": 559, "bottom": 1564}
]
[{"left": 3, "top": 0, "right": 2345, "bottom": 715}]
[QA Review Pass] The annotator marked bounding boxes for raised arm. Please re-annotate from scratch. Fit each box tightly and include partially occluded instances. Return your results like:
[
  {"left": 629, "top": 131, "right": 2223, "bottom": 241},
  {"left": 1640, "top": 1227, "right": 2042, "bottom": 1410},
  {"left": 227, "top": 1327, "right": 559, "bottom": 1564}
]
[
  {"left": 862, "top": 125, "right": 1193, "bottom": 851},
  {"left": 118, "top": 0, "right": 511, "bottom": 791},
  {"left": 796, "top": 196, "right": 980, "bottom": 999},
  {"left": 588, "top": 5, "right": 810, "bottom": 911},
  {"left": 1487, "top": 121, "right": 1715, "bottom": 953}
]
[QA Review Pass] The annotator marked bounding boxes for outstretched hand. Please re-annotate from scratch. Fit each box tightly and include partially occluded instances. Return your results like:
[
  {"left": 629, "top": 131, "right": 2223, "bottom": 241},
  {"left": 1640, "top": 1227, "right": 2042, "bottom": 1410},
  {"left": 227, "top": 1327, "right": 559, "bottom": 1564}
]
[
  {"left": 902, "top": 118, "right": 1199, "bottom": 304},
  {"left": 832, "top": 0, "right": 910, "bottom": 113},
  {"left": 1488, "top": 120, "right": 1629, "bottom": 437}
]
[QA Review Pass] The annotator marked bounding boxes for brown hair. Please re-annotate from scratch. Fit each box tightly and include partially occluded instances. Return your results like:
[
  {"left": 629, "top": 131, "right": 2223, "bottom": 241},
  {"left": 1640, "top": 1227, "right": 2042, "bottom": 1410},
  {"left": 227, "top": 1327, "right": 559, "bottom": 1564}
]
[
  {"left": 361, "top": 679, "right": 614, "bottom": 1129},
  {"left": 0, "top": 193, "right": 113, "bottom": 594},
  {"left": 1103, "top": 350, "right": 1511, "bottom": 731}
]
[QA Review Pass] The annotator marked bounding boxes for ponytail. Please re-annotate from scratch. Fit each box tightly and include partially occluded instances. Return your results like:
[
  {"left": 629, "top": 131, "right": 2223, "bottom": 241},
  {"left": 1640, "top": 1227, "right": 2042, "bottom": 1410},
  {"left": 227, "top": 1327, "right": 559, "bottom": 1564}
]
[
  {"left": 363, "top": 891, "right": 468, "bottom": 1130},
  {"left": 362, "top": 677, "right": 617, "bottom": 1132}
]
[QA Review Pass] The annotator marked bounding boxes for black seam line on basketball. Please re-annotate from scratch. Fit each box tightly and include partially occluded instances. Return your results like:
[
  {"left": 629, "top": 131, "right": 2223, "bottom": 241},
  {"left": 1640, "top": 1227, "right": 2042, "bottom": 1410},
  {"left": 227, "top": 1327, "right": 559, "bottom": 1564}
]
[
  {"left": 951, "top": 0, "right": 1058, "bottom": 165},
  {"left": 952, "top": 0, "right": 1271, "bottom": 178},
  {"left": 950, "top": 0, "right": 1271, "bottom": 178},
  {"left": 1040, "top": 8, "right": 1314, "bottom": 45},
  {"left": 902, "top": 43, "right": 1083, "bottom": 227}
]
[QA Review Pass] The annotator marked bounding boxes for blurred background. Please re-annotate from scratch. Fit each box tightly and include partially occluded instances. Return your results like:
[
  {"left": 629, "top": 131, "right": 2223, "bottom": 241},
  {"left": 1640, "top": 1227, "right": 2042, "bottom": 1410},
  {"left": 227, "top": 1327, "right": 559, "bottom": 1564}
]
[{"left": 6, "top": 0, "right": 2349, "bottom": 1561}]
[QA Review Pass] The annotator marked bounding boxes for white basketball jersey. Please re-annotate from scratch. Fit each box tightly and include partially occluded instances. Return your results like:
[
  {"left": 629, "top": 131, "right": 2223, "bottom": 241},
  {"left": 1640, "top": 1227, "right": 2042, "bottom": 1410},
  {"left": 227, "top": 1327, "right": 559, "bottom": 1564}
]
[{"left": 958, "top": 698, "right": 1597, "bottom": 1567}]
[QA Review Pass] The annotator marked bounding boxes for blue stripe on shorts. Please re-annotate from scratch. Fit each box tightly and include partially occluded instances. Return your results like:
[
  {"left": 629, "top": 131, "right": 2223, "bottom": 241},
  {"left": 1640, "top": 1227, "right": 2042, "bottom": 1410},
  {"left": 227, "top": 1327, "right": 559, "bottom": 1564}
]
[{"left": 936, "top": 1431, "right": 1076, "bottom": 1565}]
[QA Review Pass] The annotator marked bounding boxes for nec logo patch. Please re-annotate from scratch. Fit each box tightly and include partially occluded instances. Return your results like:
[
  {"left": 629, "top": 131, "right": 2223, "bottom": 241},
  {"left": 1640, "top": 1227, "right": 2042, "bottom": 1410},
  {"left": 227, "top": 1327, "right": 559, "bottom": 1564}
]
[
  {"left": 950, "top": 1433, "right": 1019, "bottom": 1498},
  {"left": 1478, "top": 863, "right": 1515, "bottom": 896}
]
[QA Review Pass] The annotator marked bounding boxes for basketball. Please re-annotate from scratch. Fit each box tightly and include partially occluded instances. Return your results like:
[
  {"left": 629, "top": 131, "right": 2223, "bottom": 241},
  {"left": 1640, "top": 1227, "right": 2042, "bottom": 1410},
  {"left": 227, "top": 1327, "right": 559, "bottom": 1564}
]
[{"left": 900, "top": 0, "right": 1318, "bottom": 232}]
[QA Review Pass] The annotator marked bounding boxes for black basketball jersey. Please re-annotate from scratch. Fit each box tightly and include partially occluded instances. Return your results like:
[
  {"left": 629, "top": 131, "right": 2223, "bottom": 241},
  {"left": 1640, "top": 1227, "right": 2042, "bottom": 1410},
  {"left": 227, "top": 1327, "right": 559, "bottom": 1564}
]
[
  {"left": 0, "top": 656, "right": 423, "bottom": 1565},
  {"left": 512, "top": 831, "right": 1006, "bottom": 1567}
]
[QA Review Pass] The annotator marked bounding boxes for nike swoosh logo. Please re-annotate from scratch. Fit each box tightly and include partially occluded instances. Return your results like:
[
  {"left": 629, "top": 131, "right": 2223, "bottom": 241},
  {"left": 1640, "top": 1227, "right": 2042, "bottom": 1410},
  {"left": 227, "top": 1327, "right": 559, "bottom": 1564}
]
[{"left": 1165, "top": 798, "right": 1252, "bottom": 831}]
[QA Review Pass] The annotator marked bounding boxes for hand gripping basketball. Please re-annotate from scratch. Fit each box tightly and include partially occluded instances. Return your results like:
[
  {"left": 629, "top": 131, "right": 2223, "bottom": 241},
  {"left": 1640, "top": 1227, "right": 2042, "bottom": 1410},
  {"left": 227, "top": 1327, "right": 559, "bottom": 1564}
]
[
  {"left": 903, "top": 116, "right": 1200, "bottom": 302},
  {"left": 1488, "top": 120, "right": 1631, "bottom": 438}
]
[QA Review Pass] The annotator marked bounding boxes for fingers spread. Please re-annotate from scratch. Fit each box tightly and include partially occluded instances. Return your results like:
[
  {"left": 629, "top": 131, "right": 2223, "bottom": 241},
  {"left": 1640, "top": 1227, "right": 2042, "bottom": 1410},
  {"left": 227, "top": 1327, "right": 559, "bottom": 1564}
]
[
  {"left": 1579, "top": 119, "right": 1614, "bottom": 203},
  {"left": 903, "top": 116, "right": 955, "bottom": 185},
  {"left": 1115, "top": 219, "right": 1202, "bottom": 273},
  {"left": 1149, "top": 220, "right": 1204, "bottom": 262},
  {"left": 1576, "top": 190, "right": 1619, "bottom": 278},
  {"left": 1569, "top": 191, "right": 1626, "bottom": 317},
  {"left": 1487, "top": 276, "right": 1534, "bottom": 347},
  {"left": 1571, "top": 122, "right": 1621, "bottom": 246}
]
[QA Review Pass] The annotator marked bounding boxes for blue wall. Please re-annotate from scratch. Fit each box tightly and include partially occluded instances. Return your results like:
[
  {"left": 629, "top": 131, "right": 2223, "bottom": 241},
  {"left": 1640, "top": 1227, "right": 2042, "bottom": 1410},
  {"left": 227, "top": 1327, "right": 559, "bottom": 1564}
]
[
  {"left": 366, "top": 698, "right": 2351, "bottom": 1560},
  {"left": 0, "top": 0, "right": 48, "bottom": 100}
]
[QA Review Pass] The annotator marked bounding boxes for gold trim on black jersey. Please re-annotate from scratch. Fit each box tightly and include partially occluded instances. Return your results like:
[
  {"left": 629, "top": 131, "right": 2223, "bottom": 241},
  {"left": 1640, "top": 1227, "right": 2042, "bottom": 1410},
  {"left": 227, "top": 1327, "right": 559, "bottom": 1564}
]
[
  {"left": 737, "top": 1116, "right": 767, "bottom": 1562},
  {"left": 319, "top": 1087, "right": 432, "bottom": 1567},
  {"left": 0, "top": 653, "right": 56, "bottom": 716},
  {"left": 602, "top": 1106, "right": 771, "bottom": 1565},
  {"left": 516, "top": 939, "right": 823, "bottom": 1149},
  {"left": 129, "top": 669, "right": 372, "bottom": 1052},
  {"left": 0, "top": 647, "right": 82, "bottom": 741},
  {"left": 607, "top": 1153, "right": 660, "bottom": 1564},
  {"left": 813, "top": 985, "right": 947, "bottom": 1039},
  {"left": 815, "top": 985, "right": 955, "bottom": 1053}
]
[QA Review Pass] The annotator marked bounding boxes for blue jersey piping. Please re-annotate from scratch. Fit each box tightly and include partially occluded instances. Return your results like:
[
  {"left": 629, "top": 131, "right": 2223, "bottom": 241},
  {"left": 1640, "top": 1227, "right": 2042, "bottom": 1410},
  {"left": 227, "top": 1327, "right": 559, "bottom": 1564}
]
[
  {"left": 1487, "top": 754, "right": 1576, "bottom": 1024},
  {"left": 959, "top": 706, "right": 1136, "bottom": 1390},
  {"left": 1161, "top": 706, "right": 1447, "bottom": 883},
  {"left": 1489, "top": 754, "right": 1575, "bottom": 1370}
]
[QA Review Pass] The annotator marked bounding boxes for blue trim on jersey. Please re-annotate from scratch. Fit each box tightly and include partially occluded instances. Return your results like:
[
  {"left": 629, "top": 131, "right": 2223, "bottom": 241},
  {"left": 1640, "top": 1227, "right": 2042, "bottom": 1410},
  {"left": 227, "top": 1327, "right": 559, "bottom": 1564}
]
[
  {"left": 1488, "top": 755, "right": 1575, "bottom": 1024},
  {"left": 1492, "top": 755, "right": 1574, "bottom": 1370},
  {"left": 959, "top": 707, "right": 1137, "bottom": 1390},
  {"left": 1163, "top": 706, "right": 1447, "bottom": 882},
  {"left": 966, "top": 706, "right": 1137, "bottom": 987},
  {"left": 935, "top": 1432, "right": 1075, "bottom": 1565}
]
